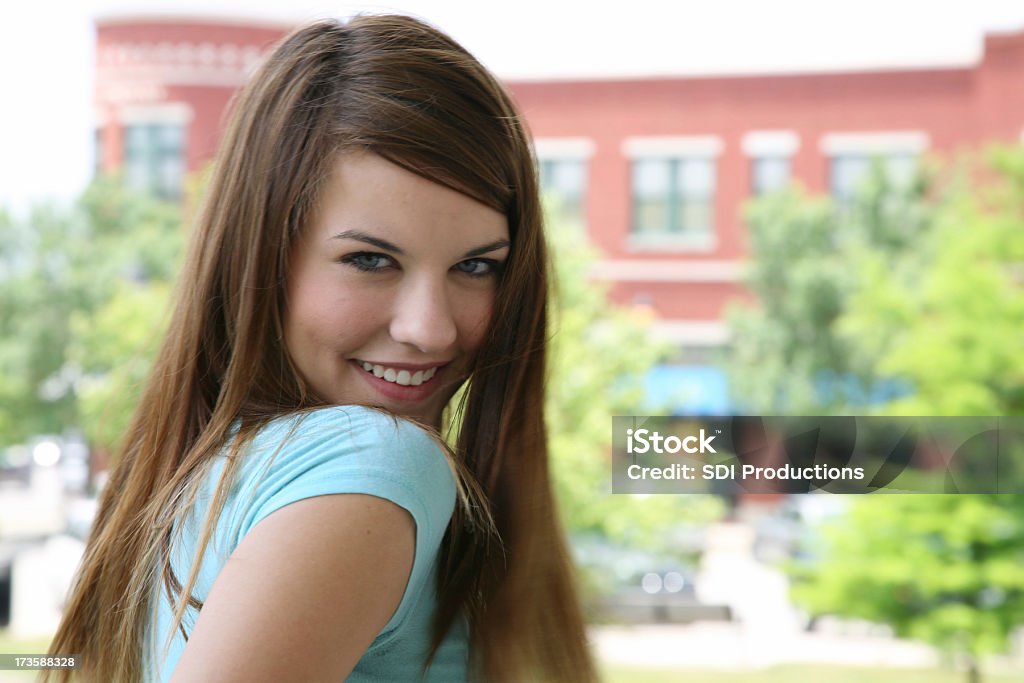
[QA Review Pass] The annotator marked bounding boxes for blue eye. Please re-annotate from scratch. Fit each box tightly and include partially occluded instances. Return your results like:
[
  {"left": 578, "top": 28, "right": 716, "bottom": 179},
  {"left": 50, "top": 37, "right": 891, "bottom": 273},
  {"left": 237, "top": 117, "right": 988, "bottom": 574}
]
[
  {"left": 455, "top": 258, "right": 502, "bottom": 278},
  {"left": 343, "top": 252, "right": 393, "bottom": 272}
]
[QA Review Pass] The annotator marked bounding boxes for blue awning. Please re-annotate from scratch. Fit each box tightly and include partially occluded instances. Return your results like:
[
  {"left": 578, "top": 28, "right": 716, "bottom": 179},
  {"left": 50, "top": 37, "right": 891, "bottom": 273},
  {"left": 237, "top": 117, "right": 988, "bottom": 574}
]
[{"left": 643, "top": 365, "right": 732, "bottom": 415}]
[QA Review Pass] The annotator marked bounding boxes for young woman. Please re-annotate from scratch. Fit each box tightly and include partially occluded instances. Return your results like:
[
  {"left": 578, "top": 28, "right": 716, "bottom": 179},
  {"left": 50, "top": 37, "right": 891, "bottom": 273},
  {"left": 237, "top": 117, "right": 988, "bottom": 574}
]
[{"left": 45, "top": 15, "right": 598, "bottom": 683}]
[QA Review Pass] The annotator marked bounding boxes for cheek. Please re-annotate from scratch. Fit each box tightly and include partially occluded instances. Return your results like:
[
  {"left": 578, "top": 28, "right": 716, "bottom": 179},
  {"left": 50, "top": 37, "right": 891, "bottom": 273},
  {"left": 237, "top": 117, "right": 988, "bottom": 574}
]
[
  {"left": 306, "top": 297, "right": 380, "bottom": 346},
  {"left": 287, "top": 278, "right": 382, "bottom": 356},
  {"left": 455, "top": 291, "right": 497, "bottom": 352}
]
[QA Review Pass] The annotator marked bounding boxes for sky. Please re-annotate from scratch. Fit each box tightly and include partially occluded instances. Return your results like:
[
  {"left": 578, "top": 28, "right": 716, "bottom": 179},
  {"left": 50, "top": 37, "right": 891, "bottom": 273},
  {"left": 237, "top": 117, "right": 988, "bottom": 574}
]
[{"left": 2, "top": 0, "right": 1024, "bottom": 215}]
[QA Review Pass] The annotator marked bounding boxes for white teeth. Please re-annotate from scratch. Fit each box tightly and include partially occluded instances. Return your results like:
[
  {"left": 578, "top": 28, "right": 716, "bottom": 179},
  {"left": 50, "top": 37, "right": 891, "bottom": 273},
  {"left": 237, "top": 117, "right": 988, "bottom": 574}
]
[{"left": 358, "top": 361, "right": 440, "bottom": 386}]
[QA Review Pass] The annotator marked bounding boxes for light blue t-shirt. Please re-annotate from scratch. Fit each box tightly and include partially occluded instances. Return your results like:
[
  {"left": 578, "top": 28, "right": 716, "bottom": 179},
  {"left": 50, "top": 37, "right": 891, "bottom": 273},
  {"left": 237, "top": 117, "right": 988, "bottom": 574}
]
[{"left": 145, "top": 406, "right": 471, "bottom": 682}]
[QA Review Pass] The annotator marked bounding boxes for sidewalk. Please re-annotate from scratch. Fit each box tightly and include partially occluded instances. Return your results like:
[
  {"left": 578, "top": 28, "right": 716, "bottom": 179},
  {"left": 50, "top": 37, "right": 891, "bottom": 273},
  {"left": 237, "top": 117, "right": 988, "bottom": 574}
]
[{"left": 590, "top": 622, "right": 939, "bottom": 670}]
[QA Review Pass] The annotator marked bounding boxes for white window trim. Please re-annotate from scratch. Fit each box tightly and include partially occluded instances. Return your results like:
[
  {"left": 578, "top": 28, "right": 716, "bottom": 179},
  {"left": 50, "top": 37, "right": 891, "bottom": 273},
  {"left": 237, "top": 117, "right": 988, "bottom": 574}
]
[
  {"left": 819, "top": 131, "right": 929, "bottom": 156},
  {"left": 622, "top": 135, "right": 723, "bottom": 159},
  {"left": 624, "top": 137, "right": 721, "bottom": 251},
  {"left": 534, "top": 137, "right": 595, "bottom": 160},
  {"left": 742, "top": 130, "right": 800, "bottom": 157},
  {"left": 626, "top": 233, "right": 718, "bottom": 254},
  {"left": 651, "top": 320, "right": 730, "bottom": 346},
  {"left": 119, "top": 102, "right": 193, "bottom": 126},
  {"left": 591, "top": 259, "right": 741, "bottom": 283}
]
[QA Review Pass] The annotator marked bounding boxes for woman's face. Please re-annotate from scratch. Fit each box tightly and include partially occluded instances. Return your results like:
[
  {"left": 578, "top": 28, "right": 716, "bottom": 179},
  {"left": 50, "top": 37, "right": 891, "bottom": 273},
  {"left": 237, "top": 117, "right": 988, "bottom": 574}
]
[{"left": 283, "top": 152, "right": 509, "bottom": 427}]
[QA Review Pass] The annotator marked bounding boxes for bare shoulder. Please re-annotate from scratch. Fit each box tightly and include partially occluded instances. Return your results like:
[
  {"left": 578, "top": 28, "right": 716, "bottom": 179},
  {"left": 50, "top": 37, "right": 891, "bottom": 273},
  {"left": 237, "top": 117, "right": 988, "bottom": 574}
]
[{"left": 169, "top": 493, "right": 415, "bottom": 683}]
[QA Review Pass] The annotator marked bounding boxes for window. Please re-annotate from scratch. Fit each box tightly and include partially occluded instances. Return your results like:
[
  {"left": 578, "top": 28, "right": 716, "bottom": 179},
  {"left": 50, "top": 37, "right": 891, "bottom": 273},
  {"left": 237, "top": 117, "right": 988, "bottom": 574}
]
[
  {"left": 829, "top": 153, "right": 916, "bottom": 206},
  {"left": 124, "top": 123, "right": 186, "bottom": 199},
  {"left": 535, "top": 138, "right": 593, "bottom": 231},
  {"left": 742, "top": 130, "right": 799, "bottom": 198},
  {"left": 539, "top": 158, "right": 587, "bottom": 228},
  {"left": 751, "top": 156, "right": 791, "bottom": 196},
  {"left": 631, "top": 156, "right": 715, "bottom": 241},
  {"left": 622, "top": 136, "right": 722, "bottom": 250},
  {"left": 819, "top": 132, "right": 928, "bottom": 207}
]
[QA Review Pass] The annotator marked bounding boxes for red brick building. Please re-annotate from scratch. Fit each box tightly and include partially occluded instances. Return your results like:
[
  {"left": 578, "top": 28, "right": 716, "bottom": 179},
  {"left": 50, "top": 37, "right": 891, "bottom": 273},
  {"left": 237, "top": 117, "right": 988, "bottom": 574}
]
[
  {"left": 94, "top": 16, "right": 1024, "bottom": 410},
  {"left": 510, "top": 30, "right": 1024, "bottom": 357},
  {"left": 94, "top": 15, "right": 290, "bottom": 197}
]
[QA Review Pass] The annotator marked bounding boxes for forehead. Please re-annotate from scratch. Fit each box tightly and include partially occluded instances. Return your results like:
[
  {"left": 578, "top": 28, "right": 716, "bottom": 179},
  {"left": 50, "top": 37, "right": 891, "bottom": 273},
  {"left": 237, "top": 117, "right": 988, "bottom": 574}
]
[{"left": 310, "top": 152, "right": 509, "bottom": 247}]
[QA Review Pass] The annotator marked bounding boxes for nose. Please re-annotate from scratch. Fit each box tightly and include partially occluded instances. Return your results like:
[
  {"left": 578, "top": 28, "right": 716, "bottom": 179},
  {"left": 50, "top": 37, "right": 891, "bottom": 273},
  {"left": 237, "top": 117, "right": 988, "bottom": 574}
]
[{"left": 389, "top": 276, "right": 458, "bottom": 354}]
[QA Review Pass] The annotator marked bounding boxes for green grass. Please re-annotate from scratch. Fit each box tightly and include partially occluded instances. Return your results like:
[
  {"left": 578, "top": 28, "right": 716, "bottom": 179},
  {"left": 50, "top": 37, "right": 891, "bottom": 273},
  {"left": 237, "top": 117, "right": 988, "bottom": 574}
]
[{"left": 601, "top": 664, "right": 1022, "bottom": 683}]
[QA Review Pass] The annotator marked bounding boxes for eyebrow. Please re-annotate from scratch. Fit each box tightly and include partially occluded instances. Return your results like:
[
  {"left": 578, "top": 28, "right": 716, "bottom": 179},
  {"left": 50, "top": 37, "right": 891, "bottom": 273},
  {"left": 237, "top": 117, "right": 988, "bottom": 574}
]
[
  {"left": 464, "top": 240, "right": 511, "bottom": 258},
  {"left": 330, "top": 230, "right": 402, "bottom": 254},
  {"left": 330, "top": 229, "right": 511, "bottom": 259}
]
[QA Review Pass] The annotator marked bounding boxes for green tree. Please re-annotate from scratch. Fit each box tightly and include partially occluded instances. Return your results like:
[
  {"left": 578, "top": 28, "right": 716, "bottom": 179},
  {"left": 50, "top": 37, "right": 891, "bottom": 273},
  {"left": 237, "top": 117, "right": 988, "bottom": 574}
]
[
  {"left": 792, "top": 495, "right": 1024, "bottom": 683},
  {"left": 544, "top": 208, "right": 724, "bottom": 600},
  {"left": 726, "top": 160, "right": 935, "bottom": 414},
  {"left": 768, "top": 146, "right": 1024, "bottom": 683},
  {"left": 839, "top": 147, "right": 1024, "bottom": 415},
  {"left": 0, "top": 175, "right": 183, "bottom": 451},
  {"left": 68, "top": 281, "right": 173, "bottom": 454}
]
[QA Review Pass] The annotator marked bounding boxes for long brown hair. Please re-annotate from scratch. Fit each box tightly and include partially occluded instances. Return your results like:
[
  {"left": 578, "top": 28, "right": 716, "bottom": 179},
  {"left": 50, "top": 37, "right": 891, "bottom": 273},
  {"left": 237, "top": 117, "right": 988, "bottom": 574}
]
[{"left": 46, "top": 14, "right": 597, "bottom": 683}]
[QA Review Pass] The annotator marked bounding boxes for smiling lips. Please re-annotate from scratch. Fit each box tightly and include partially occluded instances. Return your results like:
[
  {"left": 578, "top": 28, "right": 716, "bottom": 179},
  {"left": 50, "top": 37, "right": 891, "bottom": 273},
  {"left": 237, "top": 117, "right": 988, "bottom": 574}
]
[{"left": 357, "top": 361, "right": 440, "bottom": 387}]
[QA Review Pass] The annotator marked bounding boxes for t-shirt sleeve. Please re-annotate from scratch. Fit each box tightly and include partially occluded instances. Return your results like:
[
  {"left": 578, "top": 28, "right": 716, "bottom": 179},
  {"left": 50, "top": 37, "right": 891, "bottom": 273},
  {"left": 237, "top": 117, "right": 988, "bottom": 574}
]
[{"left": 226, "top": 406, "right": 457, "bottom": 642}]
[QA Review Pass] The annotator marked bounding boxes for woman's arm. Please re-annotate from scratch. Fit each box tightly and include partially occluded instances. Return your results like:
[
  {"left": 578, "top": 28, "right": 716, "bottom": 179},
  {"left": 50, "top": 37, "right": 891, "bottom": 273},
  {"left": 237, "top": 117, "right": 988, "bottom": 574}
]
[{"left": 169, "top": 493, "right": 415, "bottom": 682}]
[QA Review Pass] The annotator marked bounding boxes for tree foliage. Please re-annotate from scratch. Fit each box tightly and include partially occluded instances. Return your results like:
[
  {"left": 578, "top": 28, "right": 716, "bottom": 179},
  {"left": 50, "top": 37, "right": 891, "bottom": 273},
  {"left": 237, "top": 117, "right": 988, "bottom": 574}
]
[
  {"left": 792, "top": 494, "right": 1024, "bottom": 681},
  {"left": 544, "top": 209, "right": 724, "bottom": 597},
  {"left": 726, "top": 160, "right": 934, "bottom": 413},
  {"left": 0, "top": 175, "right": 183, "bottom": 451},
  {"left": 735, "top": 146, "right": 1024, "bottom": 682},
  {"left": 839, "top": 147, "right": 1024, "bottom": 416}
]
